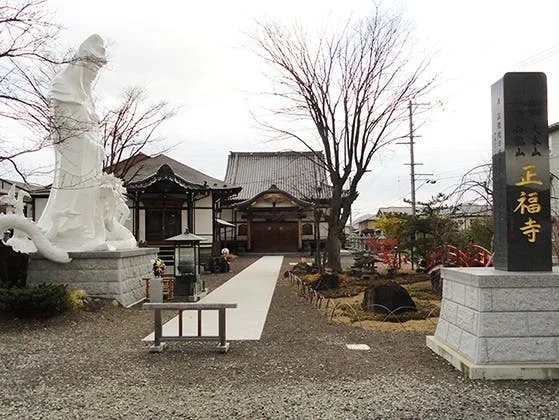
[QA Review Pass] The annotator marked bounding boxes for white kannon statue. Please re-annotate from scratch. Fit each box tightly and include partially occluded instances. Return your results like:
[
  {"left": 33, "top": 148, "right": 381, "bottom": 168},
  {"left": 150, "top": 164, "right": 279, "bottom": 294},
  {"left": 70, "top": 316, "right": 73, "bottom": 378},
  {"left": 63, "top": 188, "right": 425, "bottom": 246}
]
[{"left": 37, "top": 34, "right": 136, "bottom": 252}]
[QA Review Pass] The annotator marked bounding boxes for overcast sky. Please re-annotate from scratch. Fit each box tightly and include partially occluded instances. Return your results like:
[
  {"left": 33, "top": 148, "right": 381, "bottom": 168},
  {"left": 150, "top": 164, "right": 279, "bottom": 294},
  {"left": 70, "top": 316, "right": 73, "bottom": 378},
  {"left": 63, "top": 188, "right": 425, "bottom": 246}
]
[{"left": 21, "top": 0, "right": 559, "bottom": 217}]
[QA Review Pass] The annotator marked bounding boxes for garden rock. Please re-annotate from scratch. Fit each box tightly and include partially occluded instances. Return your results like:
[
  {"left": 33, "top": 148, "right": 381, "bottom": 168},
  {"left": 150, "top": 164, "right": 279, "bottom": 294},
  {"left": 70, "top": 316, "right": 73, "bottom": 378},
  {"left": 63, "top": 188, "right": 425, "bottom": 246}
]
[{"left": 362, "top": 282, "right": 416, "bottom": 314}]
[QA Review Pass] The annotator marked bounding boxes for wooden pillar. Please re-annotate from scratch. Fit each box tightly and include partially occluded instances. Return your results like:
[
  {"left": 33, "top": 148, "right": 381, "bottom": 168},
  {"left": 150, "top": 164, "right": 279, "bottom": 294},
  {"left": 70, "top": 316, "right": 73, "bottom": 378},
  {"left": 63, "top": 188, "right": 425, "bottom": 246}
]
[
  {"left": 247, "top": 211, "right": 252, "bottom": 251},
  {"left": 187, "top": 192, "right": 194, "bottom": 231},
  {"left": 298, "top": 217, "right": 302, "bottom": 250}
]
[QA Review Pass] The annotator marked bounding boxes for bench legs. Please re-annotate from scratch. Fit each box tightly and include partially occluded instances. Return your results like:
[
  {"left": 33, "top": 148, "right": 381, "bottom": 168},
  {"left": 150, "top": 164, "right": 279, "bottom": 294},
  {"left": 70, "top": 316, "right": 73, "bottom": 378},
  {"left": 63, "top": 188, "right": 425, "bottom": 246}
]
[
  {"left": 217, "top": 308, "right": 230, "bottom": 353},
  {"left": 149, "top": 308, "right": 167, "bottom": 353},
  {"left": 147, "top": 307, "right": 231, "bottom": 353}
]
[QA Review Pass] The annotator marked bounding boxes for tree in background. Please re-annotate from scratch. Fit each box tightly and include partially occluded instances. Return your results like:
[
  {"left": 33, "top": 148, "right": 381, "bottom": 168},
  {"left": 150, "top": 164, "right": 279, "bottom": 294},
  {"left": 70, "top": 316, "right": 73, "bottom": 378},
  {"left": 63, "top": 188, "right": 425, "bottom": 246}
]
[
  {"left": 447, "top": 163, "right": 494, "bottom": 251},
  {"left": 0, "top": 1, "right": 176, "bottom": 183},
  {"left": 0, "top": 0, "right": 62, "bottom": 178},
  {"left": 374, "top": 213, "right": 409, "bottom": 240},
  {"left": 101, "top": 87, "right": 177, "bottom": 180},
  {"left": 448, "top": 163, "right": 493, "bottom": 208},
  {"left": 463, "top": 216, "right": 493, "bottom": 251},
  {"left": 253, "top": 4, "right": 435, "bottom": 272}
]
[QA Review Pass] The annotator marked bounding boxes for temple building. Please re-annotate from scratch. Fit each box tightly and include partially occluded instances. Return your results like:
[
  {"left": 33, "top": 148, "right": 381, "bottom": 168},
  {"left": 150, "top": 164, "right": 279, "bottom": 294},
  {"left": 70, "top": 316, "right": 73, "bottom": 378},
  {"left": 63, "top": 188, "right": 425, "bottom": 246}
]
[
  {"left": 221, "top": 151, "right": 330, "bottom": 253},
  {"left": 15, "top": 151, "right": 332, "bottom": 259}
]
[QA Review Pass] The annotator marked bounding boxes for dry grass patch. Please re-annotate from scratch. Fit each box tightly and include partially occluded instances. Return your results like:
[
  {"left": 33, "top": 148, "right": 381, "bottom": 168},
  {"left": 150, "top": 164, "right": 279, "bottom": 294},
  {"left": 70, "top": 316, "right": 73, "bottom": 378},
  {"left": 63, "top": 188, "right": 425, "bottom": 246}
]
[{"left": 297, "top": 271, "right": 441, "bottom": 332}]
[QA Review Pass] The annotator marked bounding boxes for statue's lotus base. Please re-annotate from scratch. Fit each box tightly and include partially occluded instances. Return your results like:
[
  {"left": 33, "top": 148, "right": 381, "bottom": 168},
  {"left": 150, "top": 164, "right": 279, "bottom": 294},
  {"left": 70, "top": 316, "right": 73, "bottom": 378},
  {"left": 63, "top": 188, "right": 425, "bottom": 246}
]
[
  {"left": 27, "top": 248, "right": 158, "bottom": 307},
  {"left": 427, "top": 267, "right": 559, "bottom": 380}
]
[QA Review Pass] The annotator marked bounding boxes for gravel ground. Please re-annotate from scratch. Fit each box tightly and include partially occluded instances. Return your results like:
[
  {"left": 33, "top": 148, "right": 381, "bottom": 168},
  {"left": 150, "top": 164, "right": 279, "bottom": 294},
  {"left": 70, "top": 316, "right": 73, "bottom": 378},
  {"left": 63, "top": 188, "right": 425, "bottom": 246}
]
[{"left": 1, "top": 255, "right": 558, "bottom": 419}]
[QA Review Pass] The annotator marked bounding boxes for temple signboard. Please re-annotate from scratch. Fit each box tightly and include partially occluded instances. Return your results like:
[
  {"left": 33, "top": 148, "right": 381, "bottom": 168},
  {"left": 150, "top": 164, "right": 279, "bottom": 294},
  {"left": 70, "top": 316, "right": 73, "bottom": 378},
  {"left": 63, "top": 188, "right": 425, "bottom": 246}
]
[{"left": 491, "top": 72, "right": 551, "bottom": 271}]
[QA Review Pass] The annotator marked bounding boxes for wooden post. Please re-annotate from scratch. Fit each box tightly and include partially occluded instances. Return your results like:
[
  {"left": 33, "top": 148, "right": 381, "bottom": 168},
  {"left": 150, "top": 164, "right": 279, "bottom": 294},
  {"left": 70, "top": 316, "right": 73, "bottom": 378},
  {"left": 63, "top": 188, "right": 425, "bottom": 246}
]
[
  {"left": 149, "top": 308, "right": 167, "bottom": 353},
  {"left": 197, "top": 309, "right": 202, "bottom": 336},
  {"left": 178, "top": 310, "right": 183, "bottom": 336},
  {"left": 217, "top": 307, "right": 229, "bottom": 353}
]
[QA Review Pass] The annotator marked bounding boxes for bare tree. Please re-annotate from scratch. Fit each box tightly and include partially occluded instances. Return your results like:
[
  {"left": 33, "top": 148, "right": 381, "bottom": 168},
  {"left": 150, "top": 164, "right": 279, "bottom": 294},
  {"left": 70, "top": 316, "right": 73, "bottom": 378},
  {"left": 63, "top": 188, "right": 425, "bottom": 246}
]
[
  {"left": 101, "top": 86, "right": 177, "bottom": 180},
  {"left": 0, "top": 0, "right": 62, "bottom": 177},
  {"left": 448, "top": 163, "right": 493, "bottom": 209},
  {"left": 1, "top": 2, "right": 176, "bottom": 182},
  {"left": 253, "top": 6, "right": 435, "bottom": 271}
]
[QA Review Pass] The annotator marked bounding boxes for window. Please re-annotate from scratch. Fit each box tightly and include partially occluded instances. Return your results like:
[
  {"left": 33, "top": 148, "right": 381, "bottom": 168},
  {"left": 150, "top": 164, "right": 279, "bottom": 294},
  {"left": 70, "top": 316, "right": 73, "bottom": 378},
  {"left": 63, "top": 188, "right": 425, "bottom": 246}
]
[
  {"left": 302, "top": 223, "right": 313, "bottom": 235},
  {"left": 146, "top": 209, "right": 181, "bottom": 242},
  {"left": 238, "top": 224, "right": 248, "bottom": 235}
]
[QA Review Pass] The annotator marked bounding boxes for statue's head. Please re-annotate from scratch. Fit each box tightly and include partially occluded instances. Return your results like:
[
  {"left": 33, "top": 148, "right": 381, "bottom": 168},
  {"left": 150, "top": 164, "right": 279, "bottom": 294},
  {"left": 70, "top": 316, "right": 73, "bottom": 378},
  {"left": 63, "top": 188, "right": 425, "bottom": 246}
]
[
  {"left": 77, "top": 34, "right": 106, "bottom": 67},
  {"left": 76, "top": 34, "right": 107, "bottom": 86},
  {"left": 49, "top": 34, "right": 107, "bottom": 104}
]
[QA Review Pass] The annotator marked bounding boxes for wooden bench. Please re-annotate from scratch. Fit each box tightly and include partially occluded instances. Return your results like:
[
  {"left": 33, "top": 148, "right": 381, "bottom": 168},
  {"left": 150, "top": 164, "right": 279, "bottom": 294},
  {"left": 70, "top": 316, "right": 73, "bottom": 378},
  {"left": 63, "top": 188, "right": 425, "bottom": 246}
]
[{"left": 143, "top": 302, "right": 238, "bottom": 353}]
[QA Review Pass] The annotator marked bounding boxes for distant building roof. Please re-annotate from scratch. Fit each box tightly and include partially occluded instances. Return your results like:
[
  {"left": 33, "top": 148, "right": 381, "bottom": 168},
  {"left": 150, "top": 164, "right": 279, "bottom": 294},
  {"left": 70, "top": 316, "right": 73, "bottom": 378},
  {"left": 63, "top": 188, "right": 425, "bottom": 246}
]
[
  {"left": 377, "top": 206, "right": 414, "bottom": 216},
  {"left": 352, "top": 213, "right": 375, "bottom": 226},
  {"left": 448, "top": 203, "right": 492, "bottom": 217},
  {"left": 376, "top": 204, "right": 491, "bottom": 218},
  {"left": 224, "top": 151, "right": 331, "bottom": 202},
  {"left": 550, "top": 122, "right": 559, "bottom": 134},
  {"left": 1, "top": 178, "right": 46, "bottom": 195}
]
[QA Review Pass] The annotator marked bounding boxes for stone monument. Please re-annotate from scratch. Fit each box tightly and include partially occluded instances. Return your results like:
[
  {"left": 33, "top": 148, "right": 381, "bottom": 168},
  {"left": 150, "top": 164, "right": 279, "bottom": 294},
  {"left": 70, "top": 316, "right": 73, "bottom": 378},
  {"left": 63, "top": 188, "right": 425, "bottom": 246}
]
[
  {"left": 426, "top": 72, "right": 559, "bottom": 379},
  {"left": 0, "top": 35, "right": 157, "bottom": 306}
]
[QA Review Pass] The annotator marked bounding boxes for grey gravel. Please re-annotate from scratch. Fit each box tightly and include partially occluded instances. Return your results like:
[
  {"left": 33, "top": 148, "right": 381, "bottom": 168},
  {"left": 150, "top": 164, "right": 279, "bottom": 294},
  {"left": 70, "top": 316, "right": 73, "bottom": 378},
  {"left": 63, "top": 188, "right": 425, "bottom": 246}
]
[{"left": 1, "top": 256, "right": 558, "bottom": 419}]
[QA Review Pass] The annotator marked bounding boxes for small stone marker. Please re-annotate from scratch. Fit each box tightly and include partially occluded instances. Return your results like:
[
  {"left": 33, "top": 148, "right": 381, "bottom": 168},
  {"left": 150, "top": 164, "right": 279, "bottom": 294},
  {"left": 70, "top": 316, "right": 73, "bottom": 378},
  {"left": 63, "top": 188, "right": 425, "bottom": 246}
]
[
  {"left": 491, "top": 72, "right": 552, "bottom": 271},
  {"left": 150, "top": 277, "right": 163, "bottom": 303},
  {"left": 345, "top": 344, "right": 370, "bottom": 351}
]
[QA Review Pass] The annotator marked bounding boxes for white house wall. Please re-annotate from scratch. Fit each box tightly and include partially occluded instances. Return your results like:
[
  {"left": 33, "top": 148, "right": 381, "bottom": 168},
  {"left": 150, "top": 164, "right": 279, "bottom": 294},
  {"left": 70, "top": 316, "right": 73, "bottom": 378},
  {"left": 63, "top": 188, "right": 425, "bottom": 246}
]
[
  {"left": 33, "top": 197, "right": 48, "bottom": 221},
  {"left": 195, "top": 208, "right": 213, "bottom": 244},
  {"left": 139, "top": 209, "right": 146, "bottom": 242},
  {"left": 319, "top": 222, "right": 328, "bottom": 238},
  {"left": 220, "top": 207, "right": 234, "bottom": 221},
  {"left": 193, "top": 194, "right": 213, "bottom": 245}
]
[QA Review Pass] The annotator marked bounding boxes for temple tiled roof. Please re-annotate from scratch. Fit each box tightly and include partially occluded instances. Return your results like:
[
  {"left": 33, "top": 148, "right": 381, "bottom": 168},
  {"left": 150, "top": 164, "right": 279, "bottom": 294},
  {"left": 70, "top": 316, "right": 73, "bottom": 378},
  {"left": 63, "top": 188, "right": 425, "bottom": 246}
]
[
  {"left": 224, "top": 151, "right": 331, "bottom": 202},
  {"left": 119, "top": 153, "right": 237, "bottom": 191}
]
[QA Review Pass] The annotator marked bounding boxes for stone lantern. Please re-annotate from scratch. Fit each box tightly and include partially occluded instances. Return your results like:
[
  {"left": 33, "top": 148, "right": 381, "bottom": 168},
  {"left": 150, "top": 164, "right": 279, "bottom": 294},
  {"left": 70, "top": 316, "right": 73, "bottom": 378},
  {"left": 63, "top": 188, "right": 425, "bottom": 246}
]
[{"left": 165, "top": 229, "right": 207, "bottom": 301}]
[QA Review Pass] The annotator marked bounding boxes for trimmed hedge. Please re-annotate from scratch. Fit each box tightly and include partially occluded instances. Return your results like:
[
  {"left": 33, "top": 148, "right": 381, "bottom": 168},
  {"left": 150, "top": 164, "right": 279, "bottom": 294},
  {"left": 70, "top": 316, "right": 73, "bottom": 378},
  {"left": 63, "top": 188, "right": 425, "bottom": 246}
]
[{"left": 0, "top": 284, "right": 71, "bottom": 318}]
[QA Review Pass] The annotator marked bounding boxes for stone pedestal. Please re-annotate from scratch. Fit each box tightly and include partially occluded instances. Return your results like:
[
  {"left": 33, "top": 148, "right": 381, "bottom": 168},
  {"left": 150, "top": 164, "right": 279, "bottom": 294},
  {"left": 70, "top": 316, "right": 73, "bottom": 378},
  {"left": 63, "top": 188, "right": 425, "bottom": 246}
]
[
  {"left": 426, "top": 267, "right": 559, "bottom": 380},
  {"left": 27, "top": 248, "right": 158, "bottom": 307}
]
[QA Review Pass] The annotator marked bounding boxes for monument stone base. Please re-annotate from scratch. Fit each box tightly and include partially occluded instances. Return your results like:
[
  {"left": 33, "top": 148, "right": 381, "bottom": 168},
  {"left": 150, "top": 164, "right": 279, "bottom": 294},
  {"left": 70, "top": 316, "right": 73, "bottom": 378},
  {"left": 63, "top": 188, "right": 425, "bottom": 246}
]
[
  {"left": 27, "top": 248, "right": 158, "bottom": 307},
  {"left": 426, "top": 267, "right": 559, "bottom": 380}
]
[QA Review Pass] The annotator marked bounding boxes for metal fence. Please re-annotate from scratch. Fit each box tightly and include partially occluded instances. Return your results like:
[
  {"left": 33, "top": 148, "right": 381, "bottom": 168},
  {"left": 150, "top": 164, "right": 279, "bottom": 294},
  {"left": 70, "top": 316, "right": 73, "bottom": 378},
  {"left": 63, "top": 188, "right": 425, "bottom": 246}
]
[{"left": 285, "top": 270, "right": 439, "bottom": 332}]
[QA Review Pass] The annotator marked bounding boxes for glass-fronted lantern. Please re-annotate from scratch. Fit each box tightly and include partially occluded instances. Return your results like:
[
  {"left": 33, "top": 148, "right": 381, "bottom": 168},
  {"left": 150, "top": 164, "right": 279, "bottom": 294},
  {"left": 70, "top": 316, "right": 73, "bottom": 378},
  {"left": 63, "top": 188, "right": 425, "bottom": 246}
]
[{"left": 165, "top": 229, "right": 207, "bottom": 301}]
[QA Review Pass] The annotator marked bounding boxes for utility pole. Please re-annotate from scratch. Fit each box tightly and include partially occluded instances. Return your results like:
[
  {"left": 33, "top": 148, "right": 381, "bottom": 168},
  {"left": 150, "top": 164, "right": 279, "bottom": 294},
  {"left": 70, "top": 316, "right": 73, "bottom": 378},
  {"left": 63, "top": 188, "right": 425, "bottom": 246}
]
[
  {"left": 398, "top": 101, "right": 422, "bottom": 215},
  {"left": 397, "top": 100, "right": 429, "bottom": 270},
  {"left": 407, "top": 101, "right": 417, "bottom": 216}
]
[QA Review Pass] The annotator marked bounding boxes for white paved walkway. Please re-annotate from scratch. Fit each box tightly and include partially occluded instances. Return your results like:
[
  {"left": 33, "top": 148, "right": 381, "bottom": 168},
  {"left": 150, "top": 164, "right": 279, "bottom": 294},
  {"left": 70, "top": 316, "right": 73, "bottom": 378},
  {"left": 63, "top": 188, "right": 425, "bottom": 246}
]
[{"left": 143, "top": 256, "right": 283, "bottom": 342}]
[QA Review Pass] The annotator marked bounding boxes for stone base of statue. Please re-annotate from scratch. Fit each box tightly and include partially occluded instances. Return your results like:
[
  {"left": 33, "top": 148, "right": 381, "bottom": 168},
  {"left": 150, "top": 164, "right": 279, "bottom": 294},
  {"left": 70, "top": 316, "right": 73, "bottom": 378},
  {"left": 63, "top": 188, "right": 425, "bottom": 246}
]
[
  {"left": 27, "top": 248, "right": 158, "bottom": 307},
  {"left": 426, "top": 267, "right": 559, "bottom": 380}
]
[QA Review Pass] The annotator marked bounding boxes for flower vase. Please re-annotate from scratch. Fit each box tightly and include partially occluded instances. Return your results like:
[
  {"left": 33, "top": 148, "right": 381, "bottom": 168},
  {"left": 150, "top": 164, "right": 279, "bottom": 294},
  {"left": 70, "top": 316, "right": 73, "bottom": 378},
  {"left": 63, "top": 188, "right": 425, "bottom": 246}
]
[{"left": 150, "top": 275, "right": 164, "bottom": 303}]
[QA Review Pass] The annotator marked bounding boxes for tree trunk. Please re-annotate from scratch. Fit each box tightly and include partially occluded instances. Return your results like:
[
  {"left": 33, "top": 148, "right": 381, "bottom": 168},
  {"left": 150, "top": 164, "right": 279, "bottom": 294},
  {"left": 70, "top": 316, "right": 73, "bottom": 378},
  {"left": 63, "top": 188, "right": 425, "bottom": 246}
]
[{"left": 326, "top": 226, "right": 342, "bottom": 273}]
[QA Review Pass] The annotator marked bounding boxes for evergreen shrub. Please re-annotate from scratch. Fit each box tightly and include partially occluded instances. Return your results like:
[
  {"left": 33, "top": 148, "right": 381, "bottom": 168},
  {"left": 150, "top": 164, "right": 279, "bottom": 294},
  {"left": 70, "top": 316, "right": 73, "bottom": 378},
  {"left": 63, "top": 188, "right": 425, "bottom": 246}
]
[{"left": 0, "top": 284, "right": 71, "bottom": 318}]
